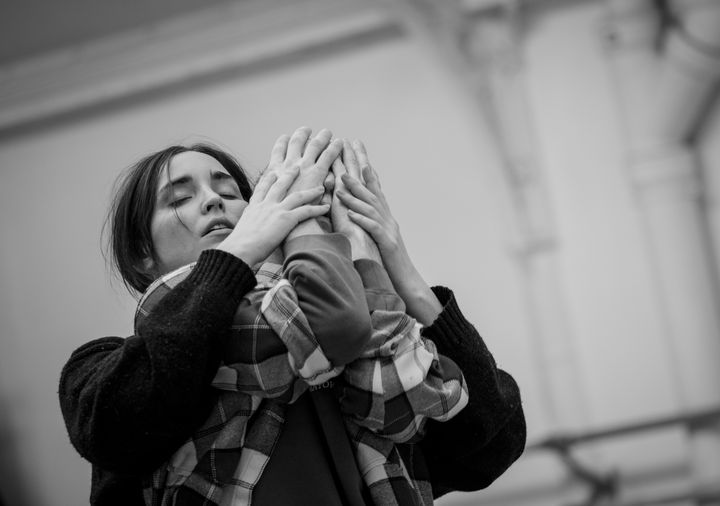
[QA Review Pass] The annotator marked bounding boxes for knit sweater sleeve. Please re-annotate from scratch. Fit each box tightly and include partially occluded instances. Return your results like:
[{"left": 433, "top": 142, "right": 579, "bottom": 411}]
[
  {"left": 58, "top": 249, "right": 256, "bottom": 474},
  {"left": 418, "top": 287, "right": 526, "bottom": 497}
]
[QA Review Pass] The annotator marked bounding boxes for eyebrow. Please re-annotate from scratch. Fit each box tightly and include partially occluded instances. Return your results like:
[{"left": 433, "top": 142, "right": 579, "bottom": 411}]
[
  {"left": 212, "top": 171, "right": 235, "bottom": 183},
  {"left": 158, "top": 171, "right": 236, "bottom": 199}
]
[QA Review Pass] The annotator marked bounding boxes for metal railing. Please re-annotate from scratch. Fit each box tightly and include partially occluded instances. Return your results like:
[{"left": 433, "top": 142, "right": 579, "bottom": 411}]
[{"left": 527, "top": 406, "right": 720, "bottom": 506}]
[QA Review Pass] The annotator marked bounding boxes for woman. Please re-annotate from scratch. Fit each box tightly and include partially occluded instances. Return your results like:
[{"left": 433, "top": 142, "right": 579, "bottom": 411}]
[{"left": 59, "top": 127, "right": 525, "bottom": 505}]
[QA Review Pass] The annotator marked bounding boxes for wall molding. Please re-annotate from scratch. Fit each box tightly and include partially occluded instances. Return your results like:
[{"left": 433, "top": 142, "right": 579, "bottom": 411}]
[{"left": 0, "top": 0, "right": 398, "bottom": 134}]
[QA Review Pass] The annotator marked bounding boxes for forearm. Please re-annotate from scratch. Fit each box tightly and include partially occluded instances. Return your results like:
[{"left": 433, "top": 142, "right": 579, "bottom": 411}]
[
  {"left": 59, "top": 250, "right": 256, "bottom": 473},
  {"left": 282, "top": 233, "right": 371, "bottom": 365},
  {"left": 381, "top": 242, "right": 442, "bottom": 326},
  {"left": 337, "top": 260, "right": 468, "bottom": 442},
  {"left": 285, "top": 217, "right": 327, "bottom": 242}
]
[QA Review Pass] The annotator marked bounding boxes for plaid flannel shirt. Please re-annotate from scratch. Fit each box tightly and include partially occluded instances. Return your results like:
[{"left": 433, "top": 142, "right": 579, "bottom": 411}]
[{"left": 136, "top": 258, "right": 468, "bottom": 506}]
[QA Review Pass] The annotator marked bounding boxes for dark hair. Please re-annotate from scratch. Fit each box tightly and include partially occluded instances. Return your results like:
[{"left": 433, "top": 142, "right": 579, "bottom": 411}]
[{"left": 104, "top": 143, "right": 253, "bottom": 295}]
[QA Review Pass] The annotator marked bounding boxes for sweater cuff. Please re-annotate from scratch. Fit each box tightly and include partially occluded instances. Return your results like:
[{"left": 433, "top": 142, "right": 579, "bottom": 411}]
[
  {"left": 423, "top": 286, "right": 477, "bottom": 356},
  {"left": 283, "top": 233, "right": 352, "bottom": 260},
  {"left": 353, "top": 259, "right": 405, "bottom": 312},
  {"left": 186, "top": 249, "right": 257, "bottom": 304}
]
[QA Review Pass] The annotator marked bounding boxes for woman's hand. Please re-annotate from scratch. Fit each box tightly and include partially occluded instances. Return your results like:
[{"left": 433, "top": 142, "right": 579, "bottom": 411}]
[
  {"left": 216, "top": 166, "right": 328, "bottom": 266},
  {"left": 335, "top": 140, "right": 405, "bottom": 262},
  {"left": 335, "top": 140, "right": 442, "bottom": 325},
  {"left": 266, "top": 127, "right": 342, "bottom": 241},
  {"left": 330, "top": 142, "right": 381, "bottom": 262},
  {"left": 267, "top": 126, "right": 343, "bottom": 196}
]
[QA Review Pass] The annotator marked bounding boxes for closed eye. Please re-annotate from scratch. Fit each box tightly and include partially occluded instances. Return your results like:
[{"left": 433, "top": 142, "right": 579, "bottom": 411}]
[{"left": 169, "top": 196, "right": 191, "bottom": 207}]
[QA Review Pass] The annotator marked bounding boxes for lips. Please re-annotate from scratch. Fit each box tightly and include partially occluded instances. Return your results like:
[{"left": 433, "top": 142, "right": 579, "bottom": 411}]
[{"left": 202, "top": 218, "right": 234, "bottom": 237}]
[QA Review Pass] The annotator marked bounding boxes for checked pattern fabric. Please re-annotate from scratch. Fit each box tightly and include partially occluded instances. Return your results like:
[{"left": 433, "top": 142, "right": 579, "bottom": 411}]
[{"left": 136, "top": 259, "right": 468, "bottom": 506}]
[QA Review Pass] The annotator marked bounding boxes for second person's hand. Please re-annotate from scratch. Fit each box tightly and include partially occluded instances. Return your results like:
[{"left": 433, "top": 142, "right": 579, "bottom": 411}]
[
  {"left": 330, "top": 152, "right": 381, "bottom": 262},
  {"left": 266, "top": 126, "right": 343, "bottom": 197},
  {"left": 336, "top": 140, "right": 443, "bottom": 325}
]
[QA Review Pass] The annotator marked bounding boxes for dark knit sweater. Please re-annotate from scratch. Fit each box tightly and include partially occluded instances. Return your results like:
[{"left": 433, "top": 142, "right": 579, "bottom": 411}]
[{"left": 59, "top": 250, "right": 525, "bottom": 504}]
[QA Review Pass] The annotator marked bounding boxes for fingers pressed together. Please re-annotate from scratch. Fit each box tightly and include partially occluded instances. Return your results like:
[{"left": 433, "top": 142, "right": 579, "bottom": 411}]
[{"left": 260, "top": 127, "right": 394, "bottom": 236}]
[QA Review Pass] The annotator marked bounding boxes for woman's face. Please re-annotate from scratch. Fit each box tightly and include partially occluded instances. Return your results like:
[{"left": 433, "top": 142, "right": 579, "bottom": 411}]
[{"left": 149, "top": 151, "right": 248, "bottom": 275}]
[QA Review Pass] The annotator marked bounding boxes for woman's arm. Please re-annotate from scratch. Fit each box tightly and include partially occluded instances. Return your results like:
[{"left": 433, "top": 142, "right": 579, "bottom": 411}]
[
  {"left": 337, "top": 259, "right": 469, "bottom": 443},
  {"left": 336, "top": 142, "right": 526, "bottom": 493},
  {"left": 418, "top": 287, "right": 526, "bottom": 496},
  {"left": 136, "top": 232, "right": 371, "bottom": 400},
  {"left": 59, "top": 250, "right": 256, "bottom": 474},
  {"left": 265, "top": 128, "right": 373, "bottom": 365},
  {"left": 327, "top": 148, "right": 467, "bottom": 441},
  {"left": 281, "top": 233, "right": 371, "bottom": 366},
  {"left": 335, "top": 140, "right": 442, "bottom": 325}
]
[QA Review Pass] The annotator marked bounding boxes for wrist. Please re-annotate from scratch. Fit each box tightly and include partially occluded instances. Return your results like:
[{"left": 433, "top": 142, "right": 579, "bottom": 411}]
[
  {"left": 348, "top": 232, "right": 381, "bottom": 262},
  {"left": 286, "top": 218, "right": 326, "bottom": 242},
  {"left": 214, "top": 240, "right": 262, "bottom": 268},
  {"left": 399, "top": 282, "right": 443, "bottom": 326},
  {"left": 383, "top": 250, "right": 442, "bottom": 325}
]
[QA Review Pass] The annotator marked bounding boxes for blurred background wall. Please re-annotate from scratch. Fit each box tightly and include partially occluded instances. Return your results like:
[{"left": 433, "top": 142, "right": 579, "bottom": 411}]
[{"left": 1, "top": 0, "right": 719, "bottom": 505}]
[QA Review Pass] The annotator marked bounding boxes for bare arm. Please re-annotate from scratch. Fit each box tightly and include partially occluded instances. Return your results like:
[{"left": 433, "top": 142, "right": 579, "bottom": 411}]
[{"left": 335, "top": 140, "right": 442, "bottom": 325}]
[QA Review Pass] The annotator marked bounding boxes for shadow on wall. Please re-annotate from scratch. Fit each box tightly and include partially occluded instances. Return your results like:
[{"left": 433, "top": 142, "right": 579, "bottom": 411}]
[{"left": 0, "top": 400, "right": 32, "bottom": 506}]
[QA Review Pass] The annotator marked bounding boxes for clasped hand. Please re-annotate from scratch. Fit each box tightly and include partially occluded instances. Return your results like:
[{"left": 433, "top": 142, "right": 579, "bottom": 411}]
[{"left": 220, "top": 126, "right": 406, "bottom": 275}]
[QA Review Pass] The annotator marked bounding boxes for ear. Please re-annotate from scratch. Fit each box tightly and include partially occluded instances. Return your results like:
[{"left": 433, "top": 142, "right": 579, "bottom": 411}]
[{"left": 140, "top": 256, "right": 156, "bottom": 276}]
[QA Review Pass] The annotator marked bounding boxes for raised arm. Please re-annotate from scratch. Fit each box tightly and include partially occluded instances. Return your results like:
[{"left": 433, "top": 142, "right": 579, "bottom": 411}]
[
  {"left": 335, "top": 140, "right": 442, "bottom": 325},
  {"left": 267, "top": 128, "right": 373, "bottom": 365},
  {"left": 338, "top": 258, "right": 469, "bottom": 443},
  {"left": 336, "top": 141, "right": 526, "bottom": 494},
  {"left": 330, "top": 149, "right": 468, "bottom": 441}
]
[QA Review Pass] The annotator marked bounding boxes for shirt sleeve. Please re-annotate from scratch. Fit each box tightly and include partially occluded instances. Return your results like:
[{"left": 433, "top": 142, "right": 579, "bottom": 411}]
[
  {"left": 58, "top": 249, "right": 257, "bottom": 474},
  {"left": 417, "top": 287, "right": 527, "bottom": 496},
  {"left": 250, "top": 234, "right": 372, "bottom": 387},
  {"left": 135, "top": 234, "right": 371, "bottom": 401},
  {"left": 217, "top": 233, "right": 373, "bottom": 393},
  {"left": 136, "top": 260, "right": 311, "bottom": 400},
  {"left": 335, "top": 260, "right": 469, "bottom": 443},
  {"left": 282, "top": 233, "right": 372, "bottom": 365}
]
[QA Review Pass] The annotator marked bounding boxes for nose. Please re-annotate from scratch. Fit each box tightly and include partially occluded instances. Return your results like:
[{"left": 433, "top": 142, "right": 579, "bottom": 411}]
[{"left": 202, "top": 191, "right": 225, "bottom": 214}]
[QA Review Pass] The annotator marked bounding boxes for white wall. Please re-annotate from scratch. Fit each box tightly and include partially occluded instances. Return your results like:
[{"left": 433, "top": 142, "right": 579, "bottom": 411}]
[
  {"left": 440, "top": 3, "right": 706, "bottom": 504},
  {"left": 0, "top": 1, "right": 718, "bottom": 505}
]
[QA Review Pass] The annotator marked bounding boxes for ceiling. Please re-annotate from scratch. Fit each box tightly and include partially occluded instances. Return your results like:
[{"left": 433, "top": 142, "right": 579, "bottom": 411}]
[
  {"left": 0, "top": 0, "right": 532, "bottom": 67},
  {"left": 0, "top": 0, "right": 237, "bottom": 65}
]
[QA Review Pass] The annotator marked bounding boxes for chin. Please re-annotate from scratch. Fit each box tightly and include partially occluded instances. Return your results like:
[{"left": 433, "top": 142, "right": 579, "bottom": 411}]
[{"left": 201, "top": 233, "right": 230, "bottom": 248}]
